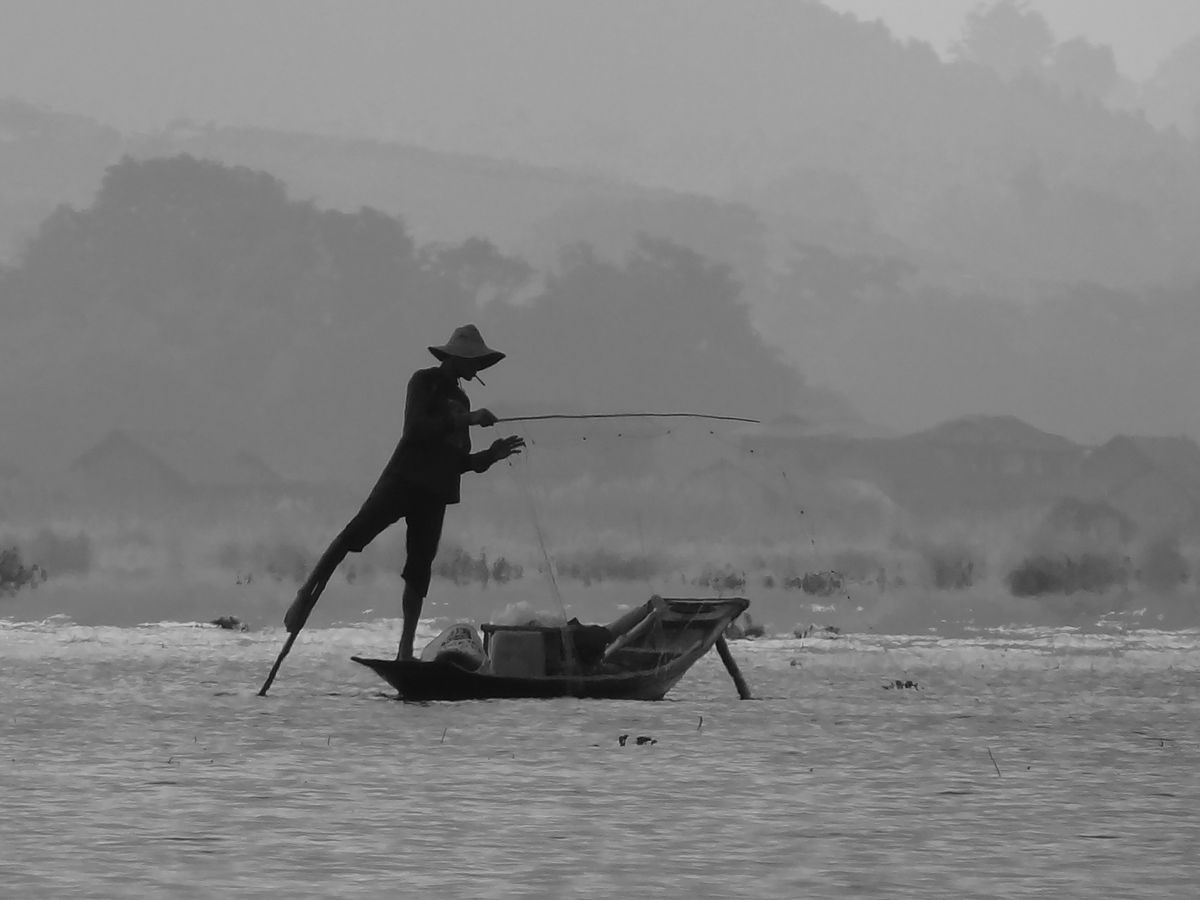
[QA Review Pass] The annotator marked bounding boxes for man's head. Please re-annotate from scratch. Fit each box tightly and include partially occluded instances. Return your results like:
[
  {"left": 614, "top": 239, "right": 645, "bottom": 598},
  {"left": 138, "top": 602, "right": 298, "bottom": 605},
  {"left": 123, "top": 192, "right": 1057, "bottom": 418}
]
[{"left": 428, "top": 324, "right": 505, "bottom": 375}]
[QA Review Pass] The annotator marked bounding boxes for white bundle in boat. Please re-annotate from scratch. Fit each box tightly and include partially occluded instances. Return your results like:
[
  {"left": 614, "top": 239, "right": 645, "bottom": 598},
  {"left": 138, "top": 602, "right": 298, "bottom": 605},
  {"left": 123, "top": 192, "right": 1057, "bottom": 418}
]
[{"left": 420, "top": 623, "right": 487, "bottom": 671}]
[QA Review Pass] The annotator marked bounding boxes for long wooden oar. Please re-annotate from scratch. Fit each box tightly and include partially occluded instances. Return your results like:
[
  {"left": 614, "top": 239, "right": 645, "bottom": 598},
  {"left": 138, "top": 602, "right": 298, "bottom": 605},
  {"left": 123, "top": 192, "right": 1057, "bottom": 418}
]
[
  {"left": 257, "top": 631, "right": 299, "bottom": 696},
  {"left": 258, "top": 582, "right": 324, "bottom": 696}
]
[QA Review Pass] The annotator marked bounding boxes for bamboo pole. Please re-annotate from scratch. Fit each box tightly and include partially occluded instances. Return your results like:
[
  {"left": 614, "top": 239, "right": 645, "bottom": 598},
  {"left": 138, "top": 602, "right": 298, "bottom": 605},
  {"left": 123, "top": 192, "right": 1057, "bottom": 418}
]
[
  {"left": 715, "top": 636, "right": 753, "bottom": 700},
  {"left": 498, "top": 412, "right": 759, "bottom": 424}
]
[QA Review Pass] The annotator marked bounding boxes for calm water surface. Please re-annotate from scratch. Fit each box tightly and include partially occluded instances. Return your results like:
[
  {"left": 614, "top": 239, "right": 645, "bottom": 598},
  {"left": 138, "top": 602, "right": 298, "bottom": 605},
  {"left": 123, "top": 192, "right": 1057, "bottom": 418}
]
[{"left": 2, "top": 617, "right": 1198, "bottom": 898}]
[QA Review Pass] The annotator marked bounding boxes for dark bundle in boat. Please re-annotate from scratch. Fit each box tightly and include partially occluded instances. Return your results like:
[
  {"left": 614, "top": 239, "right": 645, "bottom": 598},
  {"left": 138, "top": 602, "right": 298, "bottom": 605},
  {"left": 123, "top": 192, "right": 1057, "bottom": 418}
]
[{"left": 352, "top": 595, "right": 751, "bottom": 701}]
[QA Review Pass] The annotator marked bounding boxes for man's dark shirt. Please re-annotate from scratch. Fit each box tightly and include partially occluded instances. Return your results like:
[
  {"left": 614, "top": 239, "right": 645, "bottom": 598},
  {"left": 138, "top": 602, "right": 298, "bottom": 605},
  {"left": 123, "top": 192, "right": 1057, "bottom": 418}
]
[{"left": 375, "top": 366, "right": 492, "bottom": 504}]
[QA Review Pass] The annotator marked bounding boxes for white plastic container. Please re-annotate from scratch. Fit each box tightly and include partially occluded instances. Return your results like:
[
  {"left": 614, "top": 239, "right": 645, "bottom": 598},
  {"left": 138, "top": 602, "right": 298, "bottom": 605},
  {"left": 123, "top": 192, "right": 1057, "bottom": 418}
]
[{"left": 488, "top": 629, "right": 546, "bottom": 677}]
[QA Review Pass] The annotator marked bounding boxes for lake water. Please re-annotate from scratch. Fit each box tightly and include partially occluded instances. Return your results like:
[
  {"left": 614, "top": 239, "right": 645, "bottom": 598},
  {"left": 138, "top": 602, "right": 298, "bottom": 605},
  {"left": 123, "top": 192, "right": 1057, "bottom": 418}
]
[{"left": 2, "top": 615, "right": 1198, "bottom": 898}]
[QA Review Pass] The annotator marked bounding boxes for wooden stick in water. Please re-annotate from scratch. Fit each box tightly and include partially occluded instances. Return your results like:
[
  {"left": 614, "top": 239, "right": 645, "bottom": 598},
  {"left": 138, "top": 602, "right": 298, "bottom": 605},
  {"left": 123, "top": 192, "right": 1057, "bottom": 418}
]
[
  {"left": 258, "top": 577, "right": 329, "bottom": 696},
  {"left": 716, "top": 636, "right": 753, "bottom": 700},
  {"left": 258, "top": 630, "right": 299, "bottom": 696}
]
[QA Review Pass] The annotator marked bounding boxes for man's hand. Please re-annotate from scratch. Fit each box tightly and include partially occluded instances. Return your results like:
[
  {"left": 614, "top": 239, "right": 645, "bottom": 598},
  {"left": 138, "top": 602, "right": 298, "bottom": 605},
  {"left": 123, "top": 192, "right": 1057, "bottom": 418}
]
[
  {"left": 489, "top": 435, "right": 525, "bottom": 463},
  {"left": 470, "top": 408, "right": 499, "bottom": 427}
]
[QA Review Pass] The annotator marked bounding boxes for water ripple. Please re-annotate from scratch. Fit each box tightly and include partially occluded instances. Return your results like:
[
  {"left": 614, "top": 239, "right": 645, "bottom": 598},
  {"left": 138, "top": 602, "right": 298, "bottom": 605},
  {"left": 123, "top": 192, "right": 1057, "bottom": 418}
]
[{"left": 1, "top": 619, "right": 1198, "bottom": 898}]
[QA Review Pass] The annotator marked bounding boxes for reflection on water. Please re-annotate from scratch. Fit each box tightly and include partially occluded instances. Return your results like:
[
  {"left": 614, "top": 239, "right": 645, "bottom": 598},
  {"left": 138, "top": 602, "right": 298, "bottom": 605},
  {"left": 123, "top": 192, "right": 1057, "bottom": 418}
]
[{"left": 2, "top": 617, "right": 1198, "bottom": 898}]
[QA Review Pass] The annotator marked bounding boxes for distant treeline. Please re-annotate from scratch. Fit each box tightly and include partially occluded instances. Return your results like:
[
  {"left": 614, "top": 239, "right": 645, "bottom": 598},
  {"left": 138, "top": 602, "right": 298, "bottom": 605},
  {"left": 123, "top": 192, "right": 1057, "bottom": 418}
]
[{"left": 0, "top": 154, "right": 801, "bottom": 478}]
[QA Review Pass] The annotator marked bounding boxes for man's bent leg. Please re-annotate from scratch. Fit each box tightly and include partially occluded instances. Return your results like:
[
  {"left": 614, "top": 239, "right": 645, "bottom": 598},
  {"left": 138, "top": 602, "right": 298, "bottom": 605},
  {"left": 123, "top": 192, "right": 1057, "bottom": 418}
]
[
  {"left": 303, "top": 536, "right": 351, "bottom": 594},
  {"left": 284, "top": 488, "right": 404, "bottom": 632},
  {"left": 284, "top": 535, "right": 351, "bottom": 632}
]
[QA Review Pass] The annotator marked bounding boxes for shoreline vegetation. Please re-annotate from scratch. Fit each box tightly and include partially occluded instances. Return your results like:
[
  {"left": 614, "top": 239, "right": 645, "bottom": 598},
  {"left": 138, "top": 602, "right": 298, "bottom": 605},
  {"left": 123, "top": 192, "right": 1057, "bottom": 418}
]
[
  {"left": 2, "top": 515, "right": 1196, "bottom": 634},
  {"left": 3, "top": 520, "right": 1190, "bottom": 598}
]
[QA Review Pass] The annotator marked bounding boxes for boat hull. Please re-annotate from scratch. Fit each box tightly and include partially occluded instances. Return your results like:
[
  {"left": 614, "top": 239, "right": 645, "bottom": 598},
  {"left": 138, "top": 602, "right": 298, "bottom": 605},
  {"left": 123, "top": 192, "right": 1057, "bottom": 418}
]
[
  {"left": 352, "top": 596, "right": 749, "bottom": 701},
  {"left": 350, "top": 655, "right": 694, "bottom": 701}
]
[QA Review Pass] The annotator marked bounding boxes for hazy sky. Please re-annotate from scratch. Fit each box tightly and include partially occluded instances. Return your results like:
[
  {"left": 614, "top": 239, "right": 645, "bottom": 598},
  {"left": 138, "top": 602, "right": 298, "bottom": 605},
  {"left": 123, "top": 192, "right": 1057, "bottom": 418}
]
[{"left": 1, "top": 0, "right": 1197, "bottom": 144}]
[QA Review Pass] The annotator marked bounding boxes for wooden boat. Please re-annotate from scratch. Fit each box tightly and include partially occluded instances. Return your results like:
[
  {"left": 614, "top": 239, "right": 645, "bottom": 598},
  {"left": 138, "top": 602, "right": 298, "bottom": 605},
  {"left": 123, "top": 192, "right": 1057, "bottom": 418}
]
[{"left": 351, "top": 595, "right": 750, "bottom": 701}]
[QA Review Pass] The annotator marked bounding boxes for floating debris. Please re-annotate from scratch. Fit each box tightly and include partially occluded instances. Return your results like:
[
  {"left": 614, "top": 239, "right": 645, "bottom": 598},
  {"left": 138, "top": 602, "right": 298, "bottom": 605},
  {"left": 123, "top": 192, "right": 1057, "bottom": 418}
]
[
  {"left": 618, "top": 734, "right": 658, "bottom": 746},
  {"left": 882, "top": 679, "right": 919, "bottom": 690}
]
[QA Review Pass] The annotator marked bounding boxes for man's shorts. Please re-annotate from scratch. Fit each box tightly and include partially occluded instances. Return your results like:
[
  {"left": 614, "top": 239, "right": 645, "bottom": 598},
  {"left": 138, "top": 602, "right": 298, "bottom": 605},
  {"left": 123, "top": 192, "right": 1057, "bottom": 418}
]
[{"left": 337, "top": 479, "right": 447, "bottom": 597}]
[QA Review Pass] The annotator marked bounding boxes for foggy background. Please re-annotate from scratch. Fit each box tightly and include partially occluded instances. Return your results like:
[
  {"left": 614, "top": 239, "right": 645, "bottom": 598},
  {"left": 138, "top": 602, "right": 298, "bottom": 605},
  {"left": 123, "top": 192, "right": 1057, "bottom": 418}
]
[{"left": 3, "top": 0, "right": 1200, "bottom": 627}]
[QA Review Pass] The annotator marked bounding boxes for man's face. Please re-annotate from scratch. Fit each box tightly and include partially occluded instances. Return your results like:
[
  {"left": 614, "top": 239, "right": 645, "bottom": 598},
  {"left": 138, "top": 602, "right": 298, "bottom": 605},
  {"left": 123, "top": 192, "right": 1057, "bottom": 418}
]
[{"left": 452, "top": 357, "right": 482, "bottom": 380}]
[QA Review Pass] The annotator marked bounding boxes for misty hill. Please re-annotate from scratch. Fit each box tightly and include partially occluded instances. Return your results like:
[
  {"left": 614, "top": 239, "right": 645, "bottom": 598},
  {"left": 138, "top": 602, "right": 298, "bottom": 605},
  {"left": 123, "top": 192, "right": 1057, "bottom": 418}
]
[
  {"left": 117, "top": 4, "right": 1200, "bottom": 293},
  {"left": 742, "top": 413, "right": 1080, "bottom": 519},
  {"left": 6, "top": 0, "right": 1200, "bottom": 293},
  {"left": 3, "top": 145, "right": 1200, "bottom": 489},
  {"left": 135, "top": 121, "right": 648, "bottom": 257},
  {"left": 5, "top": 0, "right": 1200, "bottom": 445},
  {"left": 1078, "top": 435, "right": 1200, "bottom": 533},
  {"left": 0, "top": 98, "right": 124, "bottom": 263},
  {"left": 0, "top": 98, "right": 761, "bottom": 277},
  {"left": 906, "top": 414, "right": 1079, "bottom": 454},
  {"left": 736, "top": 413, "right": 1200, "bottom": 535},
  {"left": 67, "top": 429, "right": 286, "bottom": 508}
]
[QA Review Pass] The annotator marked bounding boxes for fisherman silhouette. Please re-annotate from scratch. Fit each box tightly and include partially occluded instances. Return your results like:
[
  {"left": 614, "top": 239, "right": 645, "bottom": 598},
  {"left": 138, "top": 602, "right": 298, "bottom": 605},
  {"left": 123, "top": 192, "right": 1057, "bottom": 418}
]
[{"left": 283, "top": 325, "right": 524, "bottom": 659}]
